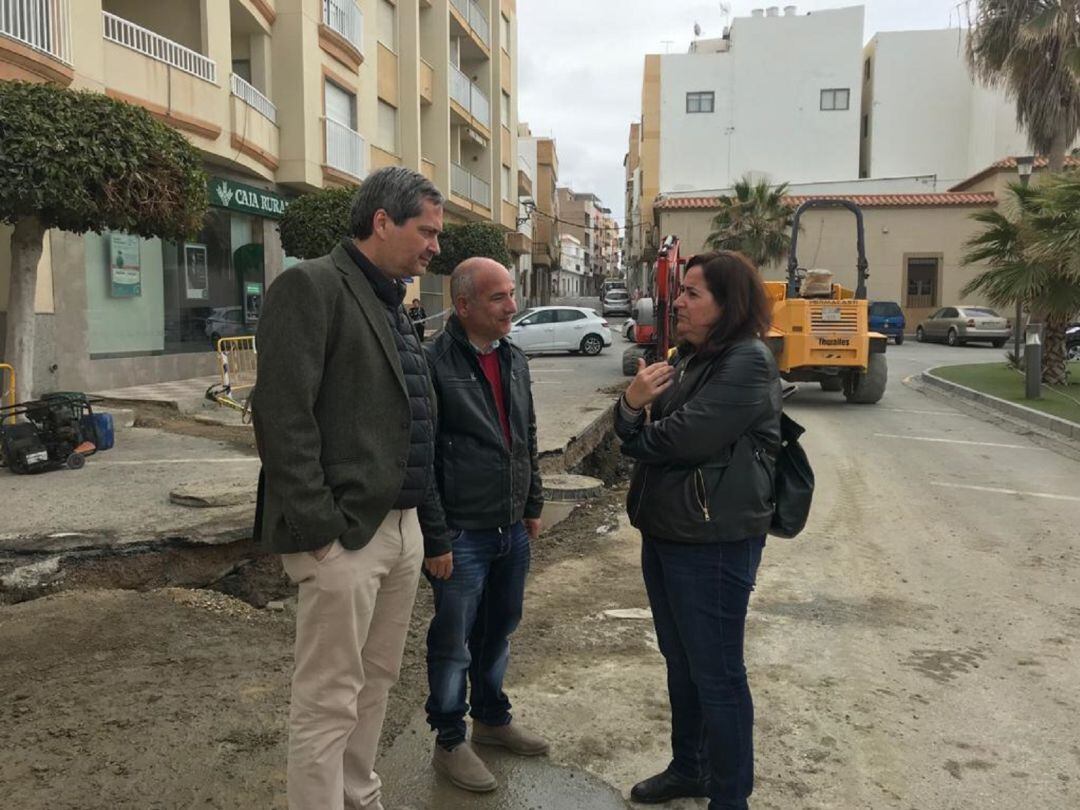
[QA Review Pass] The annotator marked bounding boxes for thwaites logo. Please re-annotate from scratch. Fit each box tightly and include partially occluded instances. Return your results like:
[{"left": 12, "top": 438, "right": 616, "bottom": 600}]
[{"left": 818, "top": 337, "right": 851, "bottom": 347}]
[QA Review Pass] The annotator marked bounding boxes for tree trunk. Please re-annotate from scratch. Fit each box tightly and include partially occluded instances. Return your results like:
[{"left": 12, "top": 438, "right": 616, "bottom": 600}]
[
  {"left": 4, "top": 216, "right": 46, "bottom": 405},
  {"left": 1048, "top": 128, "right": 1069, "bottom": 173},
  {"left": 1041, "top": 314, "right": 1069, "bottom": 386}
]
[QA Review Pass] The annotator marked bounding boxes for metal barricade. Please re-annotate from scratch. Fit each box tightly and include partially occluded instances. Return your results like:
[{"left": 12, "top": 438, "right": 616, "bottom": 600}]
[
  {"left": 1, "top": 363, "right": 14, "bottom": 425},
  {"left": 205, "top": 336, "right": 256, "bottom": 420}
]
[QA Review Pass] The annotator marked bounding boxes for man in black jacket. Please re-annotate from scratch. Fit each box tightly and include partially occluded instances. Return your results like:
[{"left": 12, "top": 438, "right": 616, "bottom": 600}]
[
  {"left": 420, "top": 258, "right": 547, "bottom": 793},
  {"left": 253, "top": 167, "right": 454, "bottom": 810}
]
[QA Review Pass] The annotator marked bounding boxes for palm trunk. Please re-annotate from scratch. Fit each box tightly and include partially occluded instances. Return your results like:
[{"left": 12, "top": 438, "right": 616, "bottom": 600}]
[
  {"left": 1041, "top": 314, "right": 1069, "bottom": 386},
  {"left": 4, "top": 216, "right": 46, "bottom": 405},
  {"left": 1048, "top": 128, "right": 1069, "bottom": 173}
]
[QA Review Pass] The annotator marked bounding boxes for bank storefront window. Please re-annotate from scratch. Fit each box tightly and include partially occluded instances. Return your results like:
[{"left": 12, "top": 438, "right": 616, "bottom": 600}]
[{"left": 85, "top": 178, "right": 288, "bottom": 358}]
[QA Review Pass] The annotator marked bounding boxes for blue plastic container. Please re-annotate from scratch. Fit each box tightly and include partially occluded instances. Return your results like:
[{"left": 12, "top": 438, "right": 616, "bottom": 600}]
[{"left": 81, "top": 413, "right": 115, "bottom": 451}]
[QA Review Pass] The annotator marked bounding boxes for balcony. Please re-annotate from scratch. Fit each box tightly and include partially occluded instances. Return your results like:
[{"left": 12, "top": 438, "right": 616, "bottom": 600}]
[
  {"left": 229, "top": 73, "right": 279, "bottom": 175},
  {"left": 325, "top": 117, "right": 366, "bottom": 182},
  {"left": 449, "top": 0, "right": 488, "bottom": 47},
  {"left": 230, "top": 73, "right": 276, "bottom": 123},
  {"left": 449, "top": 62, "right": 490, "bottom": 131},
  {"left": 451, "top": 163, "right": 491, "bottom": 209},
  {"left": 103, "top": 11, "right": 216, "bottom": 82},
  {"left": 517, "top": 155, "right": 532, "bottom": 197},
  {"left": 1, "top": 0, "right": 71, "bottom": 74},
  {"left": 320, "top": 0, "right": 363, "bottom": 69}
]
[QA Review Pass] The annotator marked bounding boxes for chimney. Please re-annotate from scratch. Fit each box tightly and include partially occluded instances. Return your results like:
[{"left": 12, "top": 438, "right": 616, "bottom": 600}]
[
  {"left": 766, "top": 6, "right": 780, "bottom": 16},
  {"left": 751, "top": 8, "right": 764, "bottom": 17},
  {"left": 784, "top": 5, "right": 796, "bottom": 15}
]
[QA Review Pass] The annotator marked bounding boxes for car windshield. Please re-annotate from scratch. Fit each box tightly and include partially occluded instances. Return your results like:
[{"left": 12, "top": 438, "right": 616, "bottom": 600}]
[
  {"left": 869, "top": 302, "right": 902, "bottom": 317},
  {"left": 962, "top": 307, "right": 1001, "bottom": 318},
  {"left": 512, "top": 309, "right": 534, "bottom": 323}
]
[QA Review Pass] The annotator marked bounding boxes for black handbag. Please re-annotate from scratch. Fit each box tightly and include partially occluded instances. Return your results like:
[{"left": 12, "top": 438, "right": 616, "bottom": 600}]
[{"left": 768, "top": 412, "right": 814, "bottom": 538}]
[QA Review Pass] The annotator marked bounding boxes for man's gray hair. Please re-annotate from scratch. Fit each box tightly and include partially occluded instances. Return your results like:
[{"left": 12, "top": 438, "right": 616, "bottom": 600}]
[
  {"left": 349, "top": 167, "right": 444, "bottom": 240},
  {"left": 450, "top": 263, "right": 477, "bottom": 303}
]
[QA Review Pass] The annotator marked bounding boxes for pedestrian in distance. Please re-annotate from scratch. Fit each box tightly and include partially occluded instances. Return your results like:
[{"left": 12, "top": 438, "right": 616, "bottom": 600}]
[
  {"left": 251, "top": 166, "right": 450, "bottom": 810},
  {"left": 419, "top": 257, "right": 548, "bottom": 793},
  {"left": 614, "top": 251, "right": 782, "bottom": 810},
  {"left": 408, "top": 297, "right": 428, "bottom": 342}
]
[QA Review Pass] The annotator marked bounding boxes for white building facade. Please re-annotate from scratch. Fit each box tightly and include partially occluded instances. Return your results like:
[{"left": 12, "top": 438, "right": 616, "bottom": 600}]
[
  {"left": 861, "top": 29, "right": 1030, "bottom": 184},
  {"left": 657, "top": 5, "right": 865, "bottom": 193},
  {"left": 556, "top": 234, "right": 587, "bottom": 298}
]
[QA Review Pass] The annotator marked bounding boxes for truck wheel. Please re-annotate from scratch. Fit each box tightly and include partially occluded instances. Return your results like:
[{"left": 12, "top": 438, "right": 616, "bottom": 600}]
[
  {"left": 844, "top": 353, "right": 888, "bottom": 404},
  {"left": 819, "top": 377, "right": 844, "bottom": 392},
  {"left": 623, "top": 345, "right": 648, "bottom": 376},
  {"left": 66, "top": 453, "right": 86, "bottom": 470},
  {"left": 894, "top": 333, "right": 905, "bottom": 345}
]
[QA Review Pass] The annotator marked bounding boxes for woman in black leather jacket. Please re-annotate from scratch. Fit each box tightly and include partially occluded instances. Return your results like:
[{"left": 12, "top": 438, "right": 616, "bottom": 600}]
[{"left": 615, "top": 251, "right": 781, "bottom": 810}]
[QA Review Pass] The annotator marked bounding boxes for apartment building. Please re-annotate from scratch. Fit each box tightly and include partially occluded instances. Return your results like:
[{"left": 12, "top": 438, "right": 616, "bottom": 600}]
[
  {"left": 519, "top": 123, "right": 558, "bottom": 305},
  {"left": 557, "top": 188, "right": 621, "bottom": 294},
  {"left": 860, "top": 29, "right": 1029, "bottom": 183},
  {"left": 555, "top": 234, "right": 586, "bottom": 298},
  {"left": 0, "top": 0, "right": 520, "bottom": 393}
]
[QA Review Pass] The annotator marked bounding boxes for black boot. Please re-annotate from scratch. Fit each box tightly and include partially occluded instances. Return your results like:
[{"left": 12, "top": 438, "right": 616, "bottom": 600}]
[{"left": 629, "top": 769, "right": 709, "bottom": 804}]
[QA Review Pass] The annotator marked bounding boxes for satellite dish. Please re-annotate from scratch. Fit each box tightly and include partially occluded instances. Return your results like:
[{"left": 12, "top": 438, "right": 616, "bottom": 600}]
[{"left": 693, "top": 22, "right": 702, "bottom": 36}]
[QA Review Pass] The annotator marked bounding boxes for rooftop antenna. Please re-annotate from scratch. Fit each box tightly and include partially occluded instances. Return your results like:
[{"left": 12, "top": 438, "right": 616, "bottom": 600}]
[
  {"left": 693, "top": 22, "right": 702, "bottom": 36},
  {"left": 719, "top": 1, "right": 731, "bottom": 24},
  {"left": 660, "top": 39, "right": 674, "bottom": 52}
]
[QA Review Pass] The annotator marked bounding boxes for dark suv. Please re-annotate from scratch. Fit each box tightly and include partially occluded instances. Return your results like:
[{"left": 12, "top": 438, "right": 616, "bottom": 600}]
[{"left": 869, "top": 301, "right": 906, "bottom": 345}]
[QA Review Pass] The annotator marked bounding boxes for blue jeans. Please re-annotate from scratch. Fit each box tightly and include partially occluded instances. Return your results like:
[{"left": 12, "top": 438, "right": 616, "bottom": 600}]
[
  {"left": 641, "top": 536, "right": 765, "bottom": 810},
  {"left": 425, "top": 521, "right": 530, "bottom": 748}
]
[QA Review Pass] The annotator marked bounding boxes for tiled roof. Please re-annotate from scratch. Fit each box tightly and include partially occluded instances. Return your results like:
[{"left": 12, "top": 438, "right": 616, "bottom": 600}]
[
  {"left": 949, "top": 155, "right": 1080, "bottom": 191},
  {"left": 653, "top": 192, "right": 997, "bottom": 211}
]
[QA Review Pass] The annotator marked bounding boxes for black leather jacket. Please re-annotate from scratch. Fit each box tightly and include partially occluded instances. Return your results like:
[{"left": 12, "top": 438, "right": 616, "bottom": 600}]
[
  {"left": 419, "top": 316, "right": 544, "bottom": 550},
  {"left": 615, "top": 339, "right": 782, "bottom": 543}
]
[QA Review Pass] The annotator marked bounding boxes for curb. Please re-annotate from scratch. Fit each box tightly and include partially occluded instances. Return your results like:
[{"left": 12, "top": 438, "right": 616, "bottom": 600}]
[{"left": 920, "top": 368, "right": 1080, "bottom": 442}]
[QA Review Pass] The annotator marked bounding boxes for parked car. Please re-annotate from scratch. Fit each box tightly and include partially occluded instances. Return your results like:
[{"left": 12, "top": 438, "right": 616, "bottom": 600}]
[
  {"left": 508, "top": 306, "right": 612, "bottom": 356},
  {"left": 623, "top": 317, "right": 636, "bottom": 341},
  {"left": 601, "top": 288, "right": 632, "bottom": 317},
  {"left": 204, "top": 306, "right": 247, "bottom": 345},
  {"left": 868, "top": 301, "right": 906, "bottom": 344},
  {"left": 915, "top": 306, "right": 1011, "bottom": 347},
  {"left": 1068, "top": 323, "right": 1080, "bottom": 361}
]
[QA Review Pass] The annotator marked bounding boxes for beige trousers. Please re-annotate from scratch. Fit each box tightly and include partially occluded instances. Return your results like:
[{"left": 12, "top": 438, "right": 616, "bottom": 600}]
[{"left": 281, "top": 508, "right": 424, "bottom": 810}]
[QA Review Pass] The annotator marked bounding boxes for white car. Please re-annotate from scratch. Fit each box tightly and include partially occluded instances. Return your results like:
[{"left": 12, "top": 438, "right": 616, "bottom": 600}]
[
  {"left": 601, "top": 288, "right": 632, "bottom": 316},
  {"left": 508, "top": 306, "right": 613, "bottom": 356}
]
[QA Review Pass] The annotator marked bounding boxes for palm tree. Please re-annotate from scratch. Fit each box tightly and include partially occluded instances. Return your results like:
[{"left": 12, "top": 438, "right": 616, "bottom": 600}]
[
  {"left": 963, "top": 177, "right": 1080, "bottom": 384},
  {"left": 965, "top": 0, "right": 1080, "bottom": 171},
  {"left": 705, "top": 176, "right": 795, "bottom": 269}
]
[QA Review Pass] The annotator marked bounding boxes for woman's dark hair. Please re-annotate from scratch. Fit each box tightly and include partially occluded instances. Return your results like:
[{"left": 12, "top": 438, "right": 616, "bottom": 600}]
[{"left": 681, "top": 250, "right": 772, "bottom": 356}]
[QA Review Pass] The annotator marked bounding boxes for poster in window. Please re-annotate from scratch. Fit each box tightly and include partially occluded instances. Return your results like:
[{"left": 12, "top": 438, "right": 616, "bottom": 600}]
[
  {"left": 184, "top": 243, "right": 209, "bottom": 300},
  {"left": 109, "top": 233, "right": 142, "bottom": 297}
]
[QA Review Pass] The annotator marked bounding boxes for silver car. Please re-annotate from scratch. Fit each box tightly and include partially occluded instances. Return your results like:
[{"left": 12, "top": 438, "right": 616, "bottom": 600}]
[{"left": 915, "top": 306, "right": 1011, "bottom": 347}]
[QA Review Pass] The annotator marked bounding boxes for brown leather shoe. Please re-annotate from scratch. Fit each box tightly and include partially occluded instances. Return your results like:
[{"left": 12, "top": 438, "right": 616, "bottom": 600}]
[
  {"left": 471, "top": 720, "right": 550, "bottom": 756},
  {"left": 432, "top": 741, "right": 498, "bottom": 793}
]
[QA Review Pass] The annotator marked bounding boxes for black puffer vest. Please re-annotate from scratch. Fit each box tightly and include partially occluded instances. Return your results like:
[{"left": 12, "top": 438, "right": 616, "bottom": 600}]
[{"left": 342, "top": 240, "right": 434, "bottom": 508}]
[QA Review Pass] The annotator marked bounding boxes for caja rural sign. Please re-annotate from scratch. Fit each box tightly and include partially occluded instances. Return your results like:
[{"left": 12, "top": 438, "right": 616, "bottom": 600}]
[{"left": 210, "top": 177, "right": 289, "bottom": 219}]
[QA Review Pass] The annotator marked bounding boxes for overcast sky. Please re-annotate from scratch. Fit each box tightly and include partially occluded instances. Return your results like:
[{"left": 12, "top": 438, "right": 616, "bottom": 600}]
[{"left": 517, "top": 1, "right": 968, "bottom": 223}]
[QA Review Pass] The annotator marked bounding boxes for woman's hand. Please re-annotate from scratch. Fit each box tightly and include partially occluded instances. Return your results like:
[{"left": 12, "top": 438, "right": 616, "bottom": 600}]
[{"left": 625, "top": 359, "right": 676, "bottom": 410}]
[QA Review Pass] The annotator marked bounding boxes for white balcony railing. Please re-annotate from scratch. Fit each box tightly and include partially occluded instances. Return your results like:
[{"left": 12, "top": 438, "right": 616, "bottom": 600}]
[
  {"left": 102, "top": 11, "right": 217, "bottom": 83},
  {"left": 449, "top": 62, "right": 490, "bottom": 127},
  {"left": 230, "top": 73, "right": 277, "bottom": 124},
  {"left": 449, "top": 0, "right": 488, "bottom": 46},
  {"left": 1, "top": 0, "right": 71, "bottom": 64},
  {"left": 325, "top": 117, "right": 366, "bottom": 180},
  {"left": 322, "top": 0, "right": 363, "bottom": 54},
  {"left": 451, "top": 163, "right": 490, "bottom": 208}
]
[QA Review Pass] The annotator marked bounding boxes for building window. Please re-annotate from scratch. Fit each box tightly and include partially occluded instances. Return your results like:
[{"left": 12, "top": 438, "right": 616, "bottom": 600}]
[
  {"left": 820, "top": 88, "right": 850, "bottom": 111},
  {"left": 906, "top": 257, "right": 939, "bottom": 308},
  {"left": 502, "top": 163, "right": 512, "bottom": 201},
  {"left": 686, "top": 91, "right": 714, "bottom": 114},
  {"left": 501, "top": 90, "right": 511, "bottom": 128},
  {"left": 325, "top": 79, "right": 356, "bottom": 129},
  {"left": 377, "top": 100, "right": 398, "bottom": 154},
  {"left": 378, "top": 0, "right": 397, "bottom": 51},
  {"left": 500, "top": 13, "right": 510, "bottom": 52}
]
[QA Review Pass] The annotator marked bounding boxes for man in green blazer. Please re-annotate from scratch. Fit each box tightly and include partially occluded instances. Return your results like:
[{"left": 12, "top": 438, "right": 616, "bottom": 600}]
[{"left": 253, "top": 167, "right": 453, "bottom": 810}]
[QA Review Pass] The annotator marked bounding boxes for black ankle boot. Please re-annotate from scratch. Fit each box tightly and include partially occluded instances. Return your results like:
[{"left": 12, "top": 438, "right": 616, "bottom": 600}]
[{"left": 629, "top": 769, "right": 709, "bottom": 804}]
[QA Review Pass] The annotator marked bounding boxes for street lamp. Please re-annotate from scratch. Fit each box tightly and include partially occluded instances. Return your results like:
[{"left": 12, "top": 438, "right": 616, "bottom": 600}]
[{"left": 1014, "top": 155, "right": 1035, "bottom": 364}]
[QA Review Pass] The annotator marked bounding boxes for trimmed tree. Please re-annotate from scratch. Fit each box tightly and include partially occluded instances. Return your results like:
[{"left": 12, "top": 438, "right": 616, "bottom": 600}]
[
  {"left": 277, "top": 185, "right": 355, "bottom": 260},
  {"left": 428, "top": 222, "right": 512, "bottom": 276},
  {"left": 0, "top": 81, "right": 207, "bottom": 403}
]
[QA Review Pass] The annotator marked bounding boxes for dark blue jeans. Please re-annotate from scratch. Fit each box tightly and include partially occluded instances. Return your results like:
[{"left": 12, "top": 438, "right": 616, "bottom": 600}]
[
  {"left": 425, "top": 521, "right": 530, "bottom": 748},
  {"left": 641, "top": 536, "right": 765, "bottom": 810}
]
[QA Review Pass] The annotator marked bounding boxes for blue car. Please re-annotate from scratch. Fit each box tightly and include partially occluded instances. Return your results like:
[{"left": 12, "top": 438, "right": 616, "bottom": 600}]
[{"left": 869, "top": 301, "right": 906, "bottom": 344}]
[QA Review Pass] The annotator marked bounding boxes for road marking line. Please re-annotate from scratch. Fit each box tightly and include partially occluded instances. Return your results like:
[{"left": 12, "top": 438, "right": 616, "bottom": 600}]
[
  {"left": 94, "top": 458, "right": 260, "bottom": 466},
  {"left": 931, "top": 481, "right": 1080, "bottom": 503},
  {"left": 873, "top": 433, "right": 1037, "bottom": 450}
]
